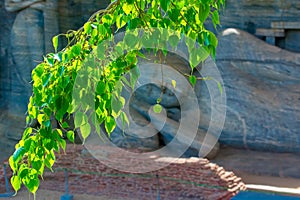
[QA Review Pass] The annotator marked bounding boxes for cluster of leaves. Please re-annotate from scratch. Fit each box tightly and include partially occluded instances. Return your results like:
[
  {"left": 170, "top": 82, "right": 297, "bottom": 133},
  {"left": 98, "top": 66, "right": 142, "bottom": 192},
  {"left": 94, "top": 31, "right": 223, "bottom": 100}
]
[{"left": 9, "top": 0, "right": 225, "bottom": 195}]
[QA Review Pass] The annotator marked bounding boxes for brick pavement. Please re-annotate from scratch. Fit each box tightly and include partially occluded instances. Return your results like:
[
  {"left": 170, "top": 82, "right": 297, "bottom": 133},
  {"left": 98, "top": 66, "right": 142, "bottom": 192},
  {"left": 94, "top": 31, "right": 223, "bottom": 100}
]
[{"left": 0, "top": 144, "right": 246, "bottom": 199}]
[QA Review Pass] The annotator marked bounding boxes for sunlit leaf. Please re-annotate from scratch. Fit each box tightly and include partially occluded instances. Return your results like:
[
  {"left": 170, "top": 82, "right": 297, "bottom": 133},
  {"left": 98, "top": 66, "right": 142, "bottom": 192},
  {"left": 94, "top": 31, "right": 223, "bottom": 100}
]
[
  {"left": 80, "top": 123, "right": 91, "bottom": 141},
  {"left": 11, "top": 175, "right": 21, "bottom": 192},
  {"left": 67, "top": 130, "right": 75, "bottom": 143},
  {"left": 153, "top": 104, "right": 163, "bottom": 114},
  {"left": 171, "top": 80, "right": 176, "bottom": 88},
  {"left": 52, "top": 35, "right": 58, "bottom": 52},
  {"left": 105, "top": 116, "right": 116, "bottom": 135}
]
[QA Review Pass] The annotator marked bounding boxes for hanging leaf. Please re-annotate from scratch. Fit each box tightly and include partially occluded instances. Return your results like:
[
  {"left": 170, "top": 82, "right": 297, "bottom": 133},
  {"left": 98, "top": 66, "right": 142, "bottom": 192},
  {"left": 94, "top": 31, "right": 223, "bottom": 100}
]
[
  {"left": 189, "top": 75, "right": 197, "bottom": 87},
  {"left": 105, "top": 116, "right": 116, "bottom": 135},
  {"left": 171, "top": 80, "right": 176, "bottom": 88},
  {"left": 212, "top": 10, "right": 220, "bottom": 28},
  {"left": 120, "top": 111, "right": 129, "bottom": 130},
  {"left": 67, "top": 130, "right": 75, "bottom": 143},
  {"left": 11, "top": 175, "right": 21, "bottom": 192},
  {"left": 84, "top": 22, "right": 92, "bottom": 34},
  {"left": 12, "top": 147, "right": 26, "bottom": 162},
  {"left": 160, "top": 0, "right": 170, "bottom": 12},
  {"left": 153, "top": 104, "right": 163, "bottom": 114},
  {"left": 80, "top": 123, "right": 91, "bottom": 141},
  {"left": 52, "top": 35, "right": 58, "bottom": 52}
]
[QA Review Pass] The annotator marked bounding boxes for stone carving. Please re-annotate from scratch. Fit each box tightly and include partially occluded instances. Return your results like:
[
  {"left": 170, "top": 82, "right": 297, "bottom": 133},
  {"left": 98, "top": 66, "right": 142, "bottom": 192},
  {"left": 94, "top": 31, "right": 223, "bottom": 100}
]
[
  {"left": 109, "top": 108, "right": 160, "bottom": 151},
  {"left": 129, "top": 29, "right": 300, "bottom": 154},
  {"left": 125, "top": 52, "right": 221, "bottom": 159},
  {"left": 4, "top": 0, "right": 59, "bottom": 140}
]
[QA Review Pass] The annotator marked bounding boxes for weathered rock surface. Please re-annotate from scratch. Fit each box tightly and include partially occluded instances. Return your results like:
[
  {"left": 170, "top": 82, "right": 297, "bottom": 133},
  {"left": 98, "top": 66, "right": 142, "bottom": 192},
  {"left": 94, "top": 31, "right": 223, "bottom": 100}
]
[
  {"left": 219, "top": 0, "right": 300, "bottom": 52},
  {"left": 215, "top": 28, "right": 300, "bottom": 152},
  {"left": 129, "top": 29, "right": 300, "bottom": 154},
  {"left": 130, "top": 93, "right": 220, "bottom": 159},
  {"left": 109, "top": 109, "right": 160, "bottom": 151},
  {"left": 221, "top": 0, "right": 300, "bottom": 30}
]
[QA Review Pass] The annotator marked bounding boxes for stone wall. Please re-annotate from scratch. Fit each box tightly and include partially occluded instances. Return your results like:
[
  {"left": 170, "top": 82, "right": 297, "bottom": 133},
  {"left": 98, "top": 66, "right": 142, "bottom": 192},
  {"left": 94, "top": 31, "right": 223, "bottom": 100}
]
[
  {"left": 0, "top": 0, "right": 15, "bottom": 108},
  {"left": 220, "top": 0, "right": 300, "bottom": 52}
]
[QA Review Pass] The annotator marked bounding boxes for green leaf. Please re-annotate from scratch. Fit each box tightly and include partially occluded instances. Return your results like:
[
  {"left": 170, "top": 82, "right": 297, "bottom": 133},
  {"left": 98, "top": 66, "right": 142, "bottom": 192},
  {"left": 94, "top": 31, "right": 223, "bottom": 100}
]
[
  {"left": 74, "top": 111, "right": 88, "bottom": 128},
  {"left": 52, "top": 35, "right": 58, "bottom": 52},
  {"left": 96, "top": 43, "right": 106, "bottom": 60},
  {"left": 22, "top": 127, "right": 33, "bottom": 139},
  {"left": 105, "top": 116, "right": 116, "bottom": 135},
  {"left": 11, "top": 175, "right": 21, "bottom": 192},
  {"left": 199, "top": 4, "right": 210, "bottom": 22},
  {"left": 84, "top": 22, "right": 92, "bottom": 34},
  {"left": 153, "top": 104, "right": 163, "bottom": 114},
  {"left": 24, "top": 138, "right": 33, "bottom": 151},
  {"left": 61, "top": 122, "right": 69, "bottom": 129},
  {"left": 168, "top": 9, "right": 180, "bottom": 23},
  {"left": 44, "top": 152, "right": 55, "bottom": 170},
  {"left": 126, "top": 0, "right": 134, "bottom": 4},
  {"left": 189, "top": 46, "right": 209, "bottom": 68},
  {"left": 185, "top": 7, "right": 196, "bottom": 23},
  {"left": 60, "top": 139, "right": 66, "bottom": 151},
  {"left": 137, "top": 51, "right": 147, "bottom": 59},
  {"left": 96, "top": 81, "right": 106, "bottom": 94},
  {"left": 32, "top": 160, "right": 44, "bottom": 175},
  {"left": 160, "top": 0, "right": 170, "bottom": 12},
  {"left": 212, "top": 10, "right": 220, "bottom": 28},
  {"left": 9, "top": 156, "right": 16, "bottom": 172},
  {"left": 71, "top": 44, "right": 81, "bottom": 56},
  {"left": 129, "top": 66, "right": 140, "bottom": 89},
  {"left": 169, "top": 35, "right": 180, "bottom": 49},
  {"left": 111, "top": 96, "right": 125, "bottom": 118},
  {"left": 42, "top": 73, "right": 52, "bottom": 87},
  {"left": 80, "top": 123, "right": 91, "bottom": 141},
  {"left": 12, "top": 147, "right": 26, "bottom": 162},
  {"left": 124, "top": 33, "right": 138, "bottom": 49},
  {"left": 128, "top": 18, "right": 141, "bottom": 29},
  {"left": 116, "top": 15, "right": 126, "bottom": 29},
  {"left": 67, "top": 130, "right": 75, "bottom": 143},
  {"left": 156, "top": 98, "right": 161, "bottom": 104},
  {"left": 189, "top": 75, "right": 197, "bottom": 87},
  {"left": 37, "top": 114, "right": 44, "bottom": 125},
  {"left": 122, "top": 3, "right": 134, "bottom": 15},
  {"left": 22, "top": 170, "right": 39, "bottom": 193},
  {"left": 120, "top": 111, "right": 129, "bottom": 129},
  {"left": 171, "top": 80, "right": 176, "bottom": 88}
]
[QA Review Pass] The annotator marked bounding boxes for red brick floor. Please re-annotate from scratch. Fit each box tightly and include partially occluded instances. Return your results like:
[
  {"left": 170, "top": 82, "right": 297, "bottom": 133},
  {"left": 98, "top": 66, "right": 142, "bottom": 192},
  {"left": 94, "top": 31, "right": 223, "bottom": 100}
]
[{"left": 1, "top": 144, "right": 246, "bottom": 200}]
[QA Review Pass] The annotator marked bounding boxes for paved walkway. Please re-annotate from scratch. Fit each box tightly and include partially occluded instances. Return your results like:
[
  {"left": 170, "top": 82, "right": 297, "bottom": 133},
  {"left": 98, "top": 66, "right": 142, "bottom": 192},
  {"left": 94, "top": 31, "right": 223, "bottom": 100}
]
[{"left": 232, "top": 191, "right": 300, "bottom": 200}]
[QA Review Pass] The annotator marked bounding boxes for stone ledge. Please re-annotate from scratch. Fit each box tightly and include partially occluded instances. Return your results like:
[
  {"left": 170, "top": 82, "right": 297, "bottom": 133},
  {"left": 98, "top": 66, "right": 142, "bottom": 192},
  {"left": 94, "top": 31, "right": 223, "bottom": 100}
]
[
  {"left": 255, "top": 28, "right": 285, "bottom": 37},
  {"left": 271, "top": 22, "right": 300, "bottom": 29}
]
